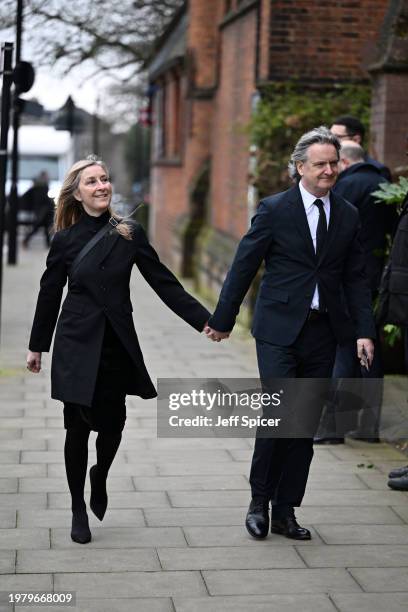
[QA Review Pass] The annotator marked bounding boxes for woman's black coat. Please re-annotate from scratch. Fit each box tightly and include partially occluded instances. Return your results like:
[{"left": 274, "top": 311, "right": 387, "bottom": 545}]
[{"left": 29, "top": 212, "right": 210, "bottom": 406}]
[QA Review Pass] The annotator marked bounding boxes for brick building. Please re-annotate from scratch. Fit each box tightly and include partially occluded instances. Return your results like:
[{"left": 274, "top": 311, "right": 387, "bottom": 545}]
[{"left": 146, "top": 0, "right": 408, "bottom": 318}]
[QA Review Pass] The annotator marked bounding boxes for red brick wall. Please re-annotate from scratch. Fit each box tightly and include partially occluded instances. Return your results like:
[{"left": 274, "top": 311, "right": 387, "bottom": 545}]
[
  {"left": 268, "top": 0, "right": 389, "bottom": 81},
  {"left": 370, "top": 73, "right": 408, "bottom": 176},
  {"left": 210, "top": 6, "right": 258, "bottom": 240},
  {"left": 187, "top": 0, "right": 220, "bottom": 89}
]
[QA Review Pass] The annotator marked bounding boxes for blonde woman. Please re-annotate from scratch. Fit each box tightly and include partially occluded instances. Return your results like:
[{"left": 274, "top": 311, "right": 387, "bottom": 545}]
[{"left": 26, "top": 157, "right": 210, "bottom": 544}]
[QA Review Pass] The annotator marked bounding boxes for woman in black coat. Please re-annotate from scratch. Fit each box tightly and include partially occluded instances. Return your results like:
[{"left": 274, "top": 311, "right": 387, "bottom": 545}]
[{"left": 26, "top": 157, "right": 210, "bottom": 544}]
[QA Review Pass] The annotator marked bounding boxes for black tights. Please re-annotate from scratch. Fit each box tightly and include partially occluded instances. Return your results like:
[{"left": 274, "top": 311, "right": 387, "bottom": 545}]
[{"left": 64, "top": 427, "right": 122, "bottom": 513}]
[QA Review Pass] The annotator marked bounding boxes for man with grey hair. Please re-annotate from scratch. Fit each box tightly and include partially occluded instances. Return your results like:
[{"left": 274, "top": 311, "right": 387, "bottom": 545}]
[{"left": 205, "top": 126, "right": 375, "bottom": 540}]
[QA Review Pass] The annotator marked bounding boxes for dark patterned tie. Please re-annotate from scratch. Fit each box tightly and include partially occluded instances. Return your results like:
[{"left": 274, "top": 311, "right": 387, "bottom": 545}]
[{"left": 313, "top": 199, "right": 327, "bottom": 312}]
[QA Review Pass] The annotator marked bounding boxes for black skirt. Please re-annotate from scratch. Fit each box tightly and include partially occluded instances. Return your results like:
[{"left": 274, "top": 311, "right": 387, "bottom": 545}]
[{"left": 63, "top": 318, "right": 133, "bottom": 433}]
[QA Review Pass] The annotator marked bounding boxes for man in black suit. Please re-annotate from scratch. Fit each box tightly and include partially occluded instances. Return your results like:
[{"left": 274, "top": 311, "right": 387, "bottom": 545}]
[{"left": 205, "top": 126, "right": 376, "bottom": 540}]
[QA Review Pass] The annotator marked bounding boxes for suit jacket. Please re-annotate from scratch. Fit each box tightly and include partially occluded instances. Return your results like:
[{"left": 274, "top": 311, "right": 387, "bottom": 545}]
[
  {"left": 207, "top": 184, "right": 376, "bottom": 346},
  {"left": 29, "top": 218, "right": 210, "bottom": 407}
]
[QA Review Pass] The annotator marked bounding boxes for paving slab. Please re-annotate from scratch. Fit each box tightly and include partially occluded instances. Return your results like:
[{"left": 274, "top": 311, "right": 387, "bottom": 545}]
[
  {"left": 0, "top": 464, "right": 46, "bottom": 477},
  {"left": 296, "top": 505, "right": 403, "bottom": 524},
  {"left": 0, "top": 510, "right": 16, "bottom": 529},
  {"left": 168, "top": 490, "right": 249, "bottom": 507},
  {"left": 17, "top": 548, "right": 161, "bottom": 573},
  {"left": 17, "top": 508, "right": 145, "bottom": 528},
  {"left": 0, "top": 479, "right": 18, "bottom": 493},
  {"left": 18, "top": 476, "right": 134, "bottom": 493},
  {"left": 51, "top": 600, "right": 174, "bottom": 612},
  {"left": 157, "top": 545, "right": 305, "bottom": 570},
  {"left": 302, "top": 489, "right": 408, "bottom": 506},
  {"left": 201, "top": 568, "right": 361, "bottom": 595},
  {"left": 51, "top": 526, "right": 186, "bottom": 549},
  {"left": 330, "top": 446, "right": 406, "bottom": 461},
  {"left": 349, "top": 567, "right": 408, "bottom": 592},
  {"left": 0, "top": 429, "right": 21, "bottom": 439},
  {"left": 3, "top": 440, "right": 47, "bottom": 451},
  {"left": 0, "top": 528, "right": 50, "bottom": 550},
  {"left": 331, "top": 593, "right": 408, "bottom": 612},
  {"left": 0, "top": 417, "right": 46, "bottom": 428},
  {"left": 0, "top": 452, "right": 20, "bottom": 463},
  {"left": 156, "top": 461, "right": 247, "bottom": 475},
  {"left": 0, "top": 493, "right": 46, "bottom": 509},
  {"left": 144, "top": 507, "right": 247, "bottom": 526},
  {"left": 298, "top": 544, "right": 408, "bottom": 567},
  {"left": 0, "top": 573, "right": 52, "bottom": 591},
  {"left": 0, "top": 551, "right": 15, "bottom": 574},
  {"left": 315, "top": 524, "right": 408, "bottom": 545},
  {"left": 49, "top": 491, "right": 169, "bottom": 509},
  {"left": 173, "top": 595, "right": 337, "bottom": 612},
  {"left": 125, "top": 449, "right": 231, "bottom": 462},
  {"left": 54, "top": 571, "right": 207, "bottom": 598},
  {"left": 392, "top": 505, "right": 408, "bottom": 523},
  {"left": 132, "top": 475, "right": 248, "bottom": 491}
]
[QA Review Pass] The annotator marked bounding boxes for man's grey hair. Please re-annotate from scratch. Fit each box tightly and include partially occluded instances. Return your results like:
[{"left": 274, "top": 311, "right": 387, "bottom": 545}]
[
  {"left": 288, "top": 126, "right": 341, "bottom": 180},
  {"left": 340, "top": 142, "right": 365, "bottom": 163}
]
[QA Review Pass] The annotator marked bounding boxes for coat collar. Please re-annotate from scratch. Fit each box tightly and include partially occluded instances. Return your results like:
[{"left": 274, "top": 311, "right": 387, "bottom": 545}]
[
  {"left": 76, "top": 209, "right": 121, "bottom": 266},
  {"left": 287, "top": 183, "right": 342, "bottom": 263}
]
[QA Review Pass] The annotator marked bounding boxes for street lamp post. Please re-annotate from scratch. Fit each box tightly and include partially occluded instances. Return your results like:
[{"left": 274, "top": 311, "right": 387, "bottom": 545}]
[
  {"left": 7, "top": 0, "right": 23, "bottom": 265},
  {"left": 0, "top": 42, "right": 14, "bottom": 345}
]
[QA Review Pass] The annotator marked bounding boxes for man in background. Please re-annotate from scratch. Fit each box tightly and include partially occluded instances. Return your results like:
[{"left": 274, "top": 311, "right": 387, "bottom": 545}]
[
  {"left": 330, "top": 116, "right": 391, "bottom": 181},
  {"left": 21, "top": 171, "right": 54, "bottom": 249},
  {"left": 315, "top": 141, "right": 397, "bottom": 443}
]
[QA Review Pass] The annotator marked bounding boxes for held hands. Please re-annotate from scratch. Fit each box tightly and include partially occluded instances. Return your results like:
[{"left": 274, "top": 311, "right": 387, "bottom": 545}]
[
  {"left": 203, "top": 324, "right": 230, "bottom": 342},
  {"left": 26, "top": 351, "right": 42, "bottom": 373},
  {"left": 357, "top": 338, "right": 374, "bottom": 371}
]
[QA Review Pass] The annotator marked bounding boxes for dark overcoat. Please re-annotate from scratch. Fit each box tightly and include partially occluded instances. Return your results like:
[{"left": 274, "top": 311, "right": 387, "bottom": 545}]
[
  {"left": 333, "top": 162, "right": 397, "bottom": 292},
  {"left": 29, "top": 217, "right": 210, "bottom": 406},
  {"left": 208, "top": 184, "right": 376, "bottom": 345}
]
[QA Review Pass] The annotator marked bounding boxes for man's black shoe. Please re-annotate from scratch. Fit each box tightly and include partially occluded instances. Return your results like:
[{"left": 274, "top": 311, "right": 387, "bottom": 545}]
[
  {"left": 346, "top": 430, "right": 380, "bottom": 443},
  {"left": 388, "top": 465, "right": 408, "bottom": 479},
  {"left": 245, "top": 498, "right": 269, "bottom": 539},
  {"left": 313, "top": 437, "right": 344, "bottom": 445},
  {"left": 388, "top": 475, "right": 408, "bottom": 491},
  {"left": 271, "top": 517, "right": 311, "bottom": 540}
]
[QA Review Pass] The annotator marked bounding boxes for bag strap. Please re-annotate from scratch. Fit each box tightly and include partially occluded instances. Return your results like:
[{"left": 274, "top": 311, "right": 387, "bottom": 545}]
[
  {"left": 69, "top": 202, "right": 145, "bottom": 279},
  {"left": 70, "top": 220, "right": 113, "bottom": 278}
]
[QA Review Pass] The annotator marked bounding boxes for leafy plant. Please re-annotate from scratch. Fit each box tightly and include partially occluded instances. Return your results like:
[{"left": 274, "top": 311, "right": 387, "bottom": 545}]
[{"left": 372, "top": 176, "right": 408, "bottom": 212}]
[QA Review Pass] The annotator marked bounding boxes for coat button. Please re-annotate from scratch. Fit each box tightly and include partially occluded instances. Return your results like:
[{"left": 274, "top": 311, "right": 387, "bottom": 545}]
[{"left": 100, "top": 265, "right": 105, "bottom": 270}]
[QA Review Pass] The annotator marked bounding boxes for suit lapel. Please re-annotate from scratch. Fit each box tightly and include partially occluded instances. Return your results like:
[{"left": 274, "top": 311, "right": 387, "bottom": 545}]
[{"left": 288, "top": 185, "right": 316, "bottom": 261}]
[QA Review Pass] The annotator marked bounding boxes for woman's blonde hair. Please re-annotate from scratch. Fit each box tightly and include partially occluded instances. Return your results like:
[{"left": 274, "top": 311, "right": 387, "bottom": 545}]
[{"left": 54, "top": 156, "right": 133, "bottom": 240}]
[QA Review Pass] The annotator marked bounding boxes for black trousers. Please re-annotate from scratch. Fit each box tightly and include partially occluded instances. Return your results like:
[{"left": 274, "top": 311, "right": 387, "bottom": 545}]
[{"left": 250, "top": 313, "right": 336, "bottom": 513}]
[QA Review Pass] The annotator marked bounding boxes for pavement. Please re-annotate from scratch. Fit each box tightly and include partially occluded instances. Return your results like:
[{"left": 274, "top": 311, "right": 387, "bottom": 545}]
[{"left": 0, "top": 236, "right": 408, "bottom": 612}]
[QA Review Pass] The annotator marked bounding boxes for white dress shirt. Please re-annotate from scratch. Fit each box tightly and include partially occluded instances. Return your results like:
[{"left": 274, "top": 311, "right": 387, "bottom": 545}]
[{"left": 298, "top": 180, "right": 331, "bottom": 310}]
